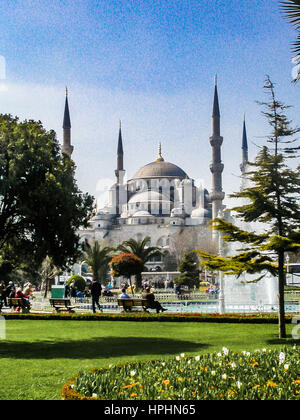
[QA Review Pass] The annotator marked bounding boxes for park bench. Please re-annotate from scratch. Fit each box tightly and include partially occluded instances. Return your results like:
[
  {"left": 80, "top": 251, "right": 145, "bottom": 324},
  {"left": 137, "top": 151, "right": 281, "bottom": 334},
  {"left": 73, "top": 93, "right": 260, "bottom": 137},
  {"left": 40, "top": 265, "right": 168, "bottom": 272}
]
[
  {"left": 117, "top": 298, "right": 149, "bottom": 312},
  {"left": 49, "top": 298, "right": 75, "bottom": 313},
  {"left": 8, "top": 298, "right": 30, "bottom": 313}
]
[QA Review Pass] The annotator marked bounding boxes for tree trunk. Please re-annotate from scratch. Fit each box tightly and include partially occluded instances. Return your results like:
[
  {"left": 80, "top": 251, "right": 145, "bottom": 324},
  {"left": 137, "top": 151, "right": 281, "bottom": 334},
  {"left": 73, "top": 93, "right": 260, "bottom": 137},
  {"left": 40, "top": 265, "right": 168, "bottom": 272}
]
[
  {"left": 43, "top": 278, "right": 50, "bottom": 298},
  {"left": 278, "top": 251, "right": 286, "bottom": 339},
  {"left": 135, "top": 272, "right": 143, "bottom": 291},
  {"left": 129, "top": 276, "right": 135, "bottom": 297}
]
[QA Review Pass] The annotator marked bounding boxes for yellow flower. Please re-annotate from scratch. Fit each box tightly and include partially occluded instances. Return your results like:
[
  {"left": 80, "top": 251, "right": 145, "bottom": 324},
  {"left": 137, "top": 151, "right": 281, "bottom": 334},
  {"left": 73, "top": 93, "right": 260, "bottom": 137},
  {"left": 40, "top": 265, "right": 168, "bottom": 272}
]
[
  {"left": 253, "top": 385, "right": 260, "bottom": 390},
  {"left": 163, "top": 380, "right": 170, "bottom": 386},
  {"left": 267, "top": 381, "right": 277, "bottom": 388},
  {"left": 130, "top": 393, "right": 137, "bottom": 398},
  {"left": 294, "top": 380, "right": 300, "bottom": 385},
  {"left": 178, "top": 377, "right": 183, "bottom": 382}
]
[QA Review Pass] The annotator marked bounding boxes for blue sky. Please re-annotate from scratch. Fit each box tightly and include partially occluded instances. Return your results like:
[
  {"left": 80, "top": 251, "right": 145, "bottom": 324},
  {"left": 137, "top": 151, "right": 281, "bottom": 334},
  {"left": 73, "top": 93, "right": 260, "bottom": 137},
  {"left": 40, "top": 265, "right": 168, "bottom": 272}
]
[{"left": 0, "top": 0, "right": 299, "bottom": 206}]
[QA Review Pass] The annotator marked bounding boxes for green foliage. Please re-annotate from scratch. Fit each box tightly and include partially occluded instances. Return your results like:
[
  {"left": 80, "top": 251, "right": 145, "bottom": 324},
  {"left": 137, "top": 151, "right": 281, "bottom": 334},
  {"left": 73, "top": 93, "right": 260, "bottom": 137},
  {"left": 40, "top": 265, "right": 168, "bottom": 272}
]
[
  {"left": 2, "top": 312, "right": 295, "bottom": 323},
  {"left": 82, "top": 241, "right": 113, "bottom": 283},
  {"left": 0, "top": 114, "right": 94, "bottom": 269},
  {"left": 117, "top": 236, "right": 162, "bottom": 288},
  {"left": 281, "top": 0, "right": 300, "bottom": 82},
  {"left": 177, "top": 252, "right": 200, "bottom": 288},
  {"left": 67, "top": 275, "right": 86, "bottom": 292},
  {"left": 117, "top": 236, "right": 162, "bottom": 268},
  {"left": 67, "top": 347, "right": 300, "bottom": 400}
]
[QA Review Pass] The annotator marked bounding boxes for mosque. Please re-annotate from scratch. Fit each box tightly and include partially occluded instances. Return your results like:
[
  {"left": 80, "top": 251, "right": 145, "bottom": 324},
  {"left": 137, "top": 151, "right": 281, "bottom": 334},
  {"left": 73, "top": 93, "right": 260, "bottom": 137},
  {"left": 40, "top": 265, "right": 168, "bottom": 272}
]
[{"left": 61, "top": 80, "right": 249, "bottom": 271}]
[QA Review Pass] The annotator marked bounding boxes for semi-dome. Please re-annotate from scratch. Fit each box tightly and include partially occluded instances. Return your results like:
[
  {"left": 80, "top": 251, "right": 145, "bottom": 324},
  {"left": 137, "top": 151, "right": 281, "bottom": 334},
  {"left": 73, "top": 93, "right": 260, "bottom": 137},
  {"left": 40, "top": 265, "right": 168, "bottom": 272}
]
[
  {"left": 132, "top": 161, "right": 188, "bottom": 180},
  {"left": 128, "top": 190, "right": 170, "bottom": 204},
  {"left": 191, "top": 208, "right": 209, "bottom": 218},
  {"left": 132, "top": 210, "right": 154, "bottom": 217}
]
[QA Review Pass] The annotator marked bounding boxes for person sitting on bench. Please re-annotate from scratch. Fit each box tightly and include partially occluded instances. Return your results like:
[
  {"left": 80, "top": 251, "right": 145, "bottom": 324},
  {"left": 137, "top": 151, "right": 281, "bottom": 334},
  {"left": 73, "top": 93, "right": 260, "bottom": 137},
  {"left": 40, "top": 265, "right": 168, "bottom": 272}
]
[
  {"left": 142, "top": 287, "right": 167, "bottom": 314},
  {"left": 120, "top": 288, "right": 129, "bottom": 298},
  {"left": 14, "top": 288, "right": 31, "bottom": 312}
]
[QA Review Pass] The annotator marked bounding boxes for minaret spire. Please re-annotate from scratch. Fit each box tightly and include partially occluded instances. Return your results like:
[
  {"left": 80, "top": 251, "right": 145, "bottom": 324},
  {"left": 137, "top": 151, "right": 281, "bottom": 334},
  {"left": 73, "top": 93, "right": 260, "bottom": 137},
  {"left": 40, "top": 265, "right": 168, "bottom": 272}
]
[
  {"left": 117, "top": 120, "right": 124, "bottom": 170},
  {"left": 115, "top": 121, "right": 126, "bottom": 216},
  {"left": 240, "top": 114, "right": 249, "bottom": 174},
  {"left": 209, "top": 76, "right": 225, "bottom": 224},
  {"left": 62, "top": 87, "right": 73, "bottom": 157},
  {"left": 212, "top": 74, "right": 220, "bottom": 135}
]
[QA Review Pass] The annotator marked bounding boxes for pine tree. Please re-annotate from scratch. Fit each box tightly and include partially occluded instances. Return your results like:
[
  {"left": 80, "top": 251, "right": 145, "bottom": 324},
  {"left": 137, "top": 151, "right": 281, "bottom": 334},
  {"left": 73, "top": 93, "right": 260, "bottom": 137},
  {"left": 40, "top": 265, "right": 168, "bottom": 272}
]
[
  {"left": 196, "top": 76, "right": 300, "bottom": 338},
  {"left": 177, "top": 252, "right": 200, "bottom": 288}
]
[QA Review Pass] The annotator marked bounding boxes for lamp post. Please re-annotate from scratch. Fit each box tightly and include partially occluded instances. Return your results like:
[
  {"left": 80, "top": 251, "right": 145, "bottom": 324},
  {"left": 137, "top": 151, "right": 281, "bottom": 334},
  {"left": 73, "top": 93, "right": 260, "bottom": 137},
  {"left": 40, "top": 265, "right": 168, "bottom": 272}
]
[
  {"left": 286, "top": 254, "right": 290, "bottom": 285},
  {"left": 218, "top": 210, "right": 225, "bottom": 315}
]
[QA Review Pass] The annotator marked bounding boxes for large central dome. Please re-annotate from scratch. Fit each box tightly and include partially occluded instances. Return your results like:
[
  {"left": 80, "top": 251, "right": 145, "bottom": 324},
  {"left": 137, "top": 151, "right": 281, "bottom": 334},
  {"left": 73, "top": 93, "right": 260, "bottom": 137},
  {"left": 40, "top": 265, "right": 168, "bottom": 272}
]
[
  {"left": 132, "top": 160, "right": 188, "bottom": 180},
  {"left": 131, "top": 143, "right": 188, "bottom": 180}
]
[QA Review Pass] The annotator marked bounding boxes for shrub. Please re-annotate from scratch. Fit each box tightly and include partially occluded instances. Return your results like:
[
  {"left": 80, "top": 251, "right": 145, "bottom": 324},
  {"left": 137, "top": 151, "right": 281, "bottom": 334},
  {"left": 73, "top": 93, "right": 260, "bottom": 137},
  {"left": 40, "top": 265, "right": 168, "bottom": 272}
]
[
  {"left": 62, "top": 347, "right": 300, "bottom": 400},
  {"left": 110, "top": 254, "right": 143, "bottom": 279},
  {"left": 68, "top": 275, "right": 86, "bottom": 292}
]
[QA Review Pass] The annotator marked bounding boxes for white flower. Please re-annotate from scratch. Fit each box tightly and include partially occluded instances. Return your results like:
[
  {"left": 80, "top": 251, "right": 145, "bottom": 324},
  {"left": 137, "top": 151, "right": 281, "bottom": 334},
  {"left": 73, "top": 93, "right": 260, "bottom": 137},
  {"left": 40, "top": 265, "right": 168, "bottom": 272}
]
[
  {"left": 130, "top": 370, "right": 136, "bottom": 377},
  {"left": 92, "top": 393, "right": 98, "bottom": 398},
  {"left": 231, "top": 362, "right": 237, "bottom": 369},
  {"left": 211, "top": 371, "right": 216, "bottom": 376},
  {"left": 284, "top": 364, "right": 289, "bottom": 371},
  {"left": 195, "top": 355, "right": 200, "bottom": 361},
  {"left": 217, "top": 353, "right": 222, "bottom": 357},
  {"left": 236, "top": 381, "right": 242, "bottom": 389},
  {"left": 180, "top": 353, "right": 185, "bottom": 358},
  {"left": 222, "top": 347, "right": 229, "bottom": 356},
  {"left": 161, "top": 362, "right": 166, "bottom": 367},
  {"left": 279, "top": 352, "right": 285, "bottom": 365},
  {"left": 222, "top": 374, "right": 227, "bottom": 380},
  {"left": 176, "top": 356, "right": 180, "bottom": 361}
]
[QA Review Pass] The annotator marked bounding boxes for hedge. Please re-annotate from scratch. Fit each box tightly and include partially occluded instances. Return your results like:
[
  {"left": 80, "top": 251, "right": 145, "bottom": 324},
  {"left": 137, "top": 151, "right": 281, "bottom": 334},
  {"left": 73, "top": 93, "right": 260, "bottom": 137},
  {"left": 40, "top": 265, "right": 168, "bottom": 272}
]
[{"left": 0, "top": 312, "right": 296, "bottom": 324}]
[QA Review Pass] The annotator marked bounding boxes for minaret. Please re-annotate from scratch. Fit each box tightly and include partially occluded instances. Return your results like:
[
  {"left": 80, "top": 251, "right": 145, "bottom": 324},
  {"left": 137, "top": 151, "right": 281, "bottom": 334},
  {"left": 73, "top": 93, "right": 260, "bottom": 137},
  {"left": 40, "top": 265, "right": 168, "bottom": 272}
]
[
  {"left": 240, "top": 114, "right": 249, "bottom": 174},
  {"left": 115, "top": 121, "right": 126, "bottom": 216},
  {"left": 209, "top": 76, "right": 225, "bottom": 221},
  {"left": 115, "top": 120, "right": 125, "bottom": 183},
  {"left": 62, "top": 87, "right": 74, "bottom": 157}
]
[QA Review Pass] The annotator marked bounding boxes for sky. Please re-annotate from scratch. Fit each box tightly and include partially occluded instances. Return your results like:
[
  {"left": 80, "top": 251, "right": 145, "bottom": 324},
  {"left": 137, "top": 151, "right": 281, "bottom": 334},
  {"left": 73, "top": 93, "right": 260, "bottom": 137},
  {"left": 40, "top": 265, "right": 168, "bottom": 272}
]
[{"left": 0, "top": 0, "right": 299, "bottom": 207}]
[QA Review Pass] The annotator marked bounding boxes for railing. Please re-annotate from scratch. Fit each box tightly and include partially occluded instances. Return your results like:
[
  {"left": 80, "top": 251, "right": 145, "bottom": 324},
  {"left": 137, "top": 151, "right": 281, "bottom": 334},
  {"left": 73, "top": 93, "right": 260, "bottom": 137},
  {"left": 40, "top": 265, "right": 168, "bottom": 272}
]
[{"left": 13, "top": 292, "right": 300, "bottom": 315}]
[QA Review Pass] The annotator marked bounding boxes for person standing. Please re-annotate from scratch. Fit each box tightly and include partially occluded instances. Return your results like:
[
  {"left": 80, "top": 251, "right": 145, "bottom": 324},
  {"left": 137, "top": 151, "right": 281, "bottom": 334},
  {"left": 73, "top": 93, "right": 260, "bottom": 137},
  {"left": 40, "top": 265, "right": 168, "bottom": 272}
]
[{"left": 91, "top": 280, "right": 102, "bottom": 313}]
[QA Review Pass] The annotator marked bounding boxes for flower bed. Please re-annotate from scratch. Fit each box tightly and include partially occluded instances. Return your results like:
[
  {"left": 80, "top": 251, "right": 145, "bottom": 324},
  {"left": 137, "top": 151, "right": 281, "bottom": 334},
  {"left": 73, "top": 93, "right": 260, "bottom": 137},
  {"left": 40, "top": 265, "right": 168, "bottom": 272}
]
[
  {"left": 62, "top": 347, "right": 300, "bottom": 400},
  {"left": 1, "top": 312, "right": 295, "bottom": 324}
]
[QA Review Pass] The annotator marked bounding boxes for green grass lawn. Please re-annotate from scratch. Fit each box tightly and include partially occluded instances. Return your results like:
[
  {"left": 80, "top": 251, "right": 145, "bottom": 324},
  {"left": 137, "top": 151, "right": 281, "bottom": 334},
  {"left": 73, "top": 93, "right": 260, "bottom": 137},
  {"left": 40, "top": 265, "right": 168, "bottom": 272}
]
[{"left": 0, "top": 320, "right": 298, "bottom": 400}]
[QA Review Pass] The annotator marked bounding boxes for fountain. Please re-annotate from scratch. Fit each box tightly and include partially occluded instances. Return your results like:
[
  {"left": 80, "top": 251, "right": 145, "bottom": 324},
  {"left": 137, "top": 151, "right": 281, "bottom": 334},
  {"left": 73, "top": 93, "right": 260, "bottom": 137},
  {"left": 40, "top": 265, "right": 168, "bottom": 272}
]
[{"left": 221, "top": 167, "right": 279, "bottom": 312}]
